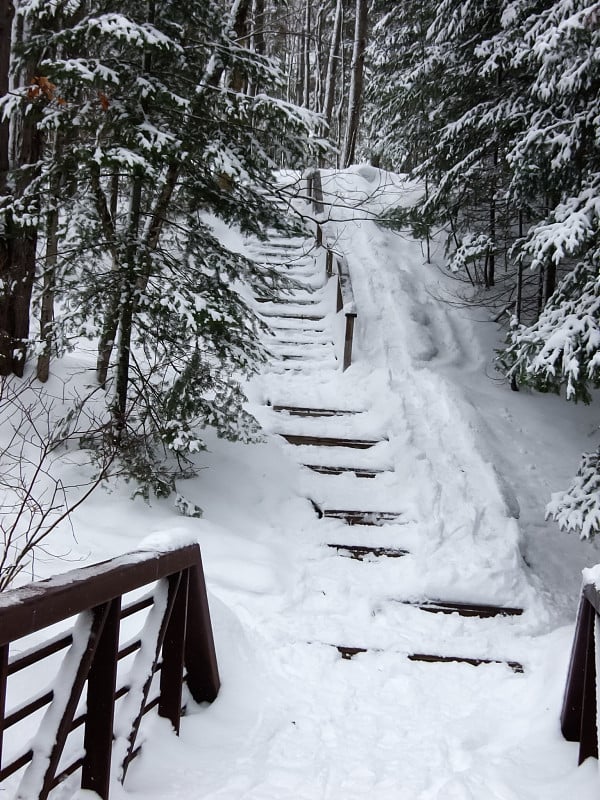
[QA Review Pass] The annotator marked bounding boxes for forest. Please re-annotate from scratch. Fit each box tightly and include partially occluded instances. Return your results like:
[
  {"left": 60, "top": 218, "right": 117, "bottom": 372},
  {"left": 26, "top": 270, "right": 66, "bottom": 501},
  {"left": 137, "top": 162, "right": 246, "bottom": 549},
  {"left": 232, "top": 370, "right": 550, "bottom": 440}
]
[{"left": 0, "top": 0, "right": 599, "bottom": 590}]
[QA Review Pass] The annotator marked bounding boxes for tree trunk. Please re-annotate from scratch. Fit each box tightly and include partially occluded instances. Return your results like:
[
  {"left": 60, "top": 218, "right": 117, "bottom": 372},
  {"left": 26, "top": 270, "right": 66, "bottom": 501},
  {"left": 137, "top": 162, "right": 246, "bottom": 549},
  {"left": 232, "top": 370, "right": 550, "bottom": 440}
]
[
  {"left": 322, "top": 0, "right": 342, "bottom": 135},
  {"left": 230, "top": 0, "right": 251, "bottom": 92},
  {"left": 36, "top": 186, "right": 59, "bottom": 382},
  {"left": 0, "top": 0, "right": 13, "bottom": 375},
  {"left": 302, "top": 0, "right": 311, "bottom": 108},
  {"left": 341, "top": 0, "right": 367, "bottom": 168},
  {"left": 114, "top": 176, "right": 142, "bottom": 430}
]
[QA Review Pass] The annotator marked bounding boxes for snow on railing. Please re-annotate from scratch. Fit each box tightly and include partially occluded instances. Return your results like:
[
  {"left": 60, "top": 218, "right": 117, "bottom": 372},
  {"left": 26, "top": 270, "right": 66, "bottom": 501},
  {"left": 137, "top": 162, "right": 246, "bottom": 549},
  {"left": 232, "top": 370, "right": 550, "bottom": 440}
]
[
  {"left": 561, "top": 567, "right": 600, "bottom": 765},
  {"left": 0, "top": 543, "right": 219, "bottom": 800}
]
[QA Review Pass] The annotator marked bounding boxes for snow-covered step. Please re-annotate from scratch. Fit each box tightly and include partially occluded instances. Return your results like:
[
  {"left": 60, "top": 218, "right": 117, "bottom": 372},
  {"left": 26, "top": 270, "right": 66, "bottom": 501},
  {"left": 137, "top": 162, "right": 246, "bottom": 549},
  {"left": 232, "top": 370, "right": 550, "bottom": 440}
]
[
  {"left": 304, "top": 464, "right": 383, "bottom": 478},
  {"left": 271, "top": 405, "right": 360, "bottom": 417},
  {"left": 327, "top": 543, "right": 410, "bottom": 559},
  {"left": 401, "top": 600, "right": 524, "bottom": 618},
  {"left": 280, "top": 434, "right": 381, "bottom": 448},
  {"left": 271, "top": 351, "right": 334, "bottom": 363},
  {"left": 315, "top": 507, "right": 404, "bottom": 526},
  {"left": 260, "top": 311, "right": 327, "bottom": 322},
  {"left": 334, "top": 646, "right": 524, "bottom": 673},
  {"left": 266, "top": 359, "right": 339, "bottom": 374},
  {"left": 267, "top": 334, "right": 332, "bottom": 346}
]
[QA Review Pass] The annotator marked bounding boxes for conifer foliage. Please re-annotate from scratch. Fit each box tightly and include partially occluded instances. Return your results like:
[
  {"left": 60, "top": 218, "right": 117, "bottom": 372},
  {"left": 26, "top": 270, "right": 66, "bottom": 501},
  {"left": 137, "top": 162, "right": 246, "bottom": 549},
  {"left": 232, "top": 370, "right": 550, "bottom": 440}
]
[
  {"left": 0, "top": 0, "right": 322, "bottom": 498},
  {"left": 367, "top": 0, "right": 600, "bottom": 540}
]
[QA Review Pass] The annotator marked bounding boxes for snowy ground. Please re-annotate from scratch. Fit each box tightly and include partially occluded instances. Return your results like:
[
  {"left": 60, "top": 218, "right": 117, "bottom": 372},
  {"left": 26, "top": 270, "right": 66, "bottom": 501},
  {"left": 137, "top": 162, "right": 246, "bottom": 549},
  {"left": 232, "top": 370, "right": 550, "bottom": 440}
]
[{"left": 4, "top": 168, "right": 600, "bottom": 799}]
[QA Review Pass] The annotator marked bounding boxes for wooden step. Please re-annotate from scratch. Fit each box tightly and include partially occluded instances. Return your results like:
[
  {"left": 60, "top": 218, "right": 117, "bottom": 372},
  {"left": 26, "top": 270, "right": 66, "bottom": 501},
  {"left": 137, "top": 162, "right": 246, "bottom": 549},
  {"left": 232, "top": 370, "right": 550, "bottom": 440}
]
[
  {"left": 304, "top": 464, "right": 382, "bottom": 478},
  {"left": 328, "top": 544, "right": 409, "bottom": 560},
  {"left": 408, "top": 653, "right": 524, "bottom": 673},
  {"left": 256, "top": 298, "right": 319, "bottom": 306},
  {"left": 272, "top": 406, "right": 359, "bottom": 417},
  {"left": 270, "top": 339, "right": 331, "bottom": 347},
  {"left": 403, "top": 600, "right": 523, "bottom": 618},
  {"left": 281, "top": 434, "right": 380, "bottom": 448},
  {"left": 262, "top": 312, "right": 325, "bottom": 321},
  {"left": 318, "top": 508, "right": 403, "bottom": 526},
  {"left": 335, "top": 646, "right": 523, "bottom": 673}
]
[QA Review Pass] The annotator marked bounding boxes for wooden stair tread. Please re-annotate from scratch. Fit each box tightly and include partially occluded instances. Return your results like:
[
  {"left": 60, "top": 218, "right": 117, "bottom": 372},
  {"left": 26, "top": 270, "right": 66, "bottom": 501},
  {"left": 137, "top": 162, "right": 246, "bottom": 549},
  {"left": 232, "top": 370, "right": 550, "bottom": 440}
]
[
  {"left": 304, "top": 465, "right": 383, "bottom": 478},
  {"left": 402, "top": 600, "right": 523, "bottom": 618},
  {"left": 335, "top": 646, "right": 523, "bottom": 672},
  {"left": 272, "top": 406, "right": 359, "bottom": 417},
  {"left": 408, "top": 653, "right": 524, "bottom": 673},
  {"left": 281, "top": 434, "right": 380, "bottom": 448},
  {"left": 323, "top": 510, "right": 402, "bottom": 526},
  {"left": 262, "top": 312, "right": 325, "bottom": 321},
  {"left": 313, "top": 505, "right": 403, "bottom": 526},
  {"left": 256, "top": 298, "right": 320, "bottom": 306},
  {"left": 328, "top": 544, "right": 409, "bottom": 560}
]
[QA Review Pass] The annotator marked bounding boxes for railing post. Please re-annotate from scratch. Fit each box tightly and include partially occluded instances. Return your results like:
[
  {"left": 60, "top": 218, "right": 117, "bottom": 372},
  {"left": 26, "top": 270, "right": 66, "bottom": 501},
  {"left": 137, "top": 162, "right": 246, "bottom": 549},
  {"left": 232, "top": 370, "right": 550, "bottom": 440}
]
[
  {"left": 0, "top": 644, "right": 7, "bottom": 771},
  {"left": 120, "top": 574, "right": 182, "bottom": 781},
  {"left": 311, "top": 169, "right": 324, "bottom": 214},
  {"left": 579, "top": 600, "right": 598, "bottom": 764},
  {"left": 185, "top": 555, "right": 220, "bottom": 703},
  {"left": 562, "top": 596, "right": 593, "bottom": 742},
  {"left": 326, "top": 249, "right": 333, "bottom": 278},
  {"left": 336, "top": 276, "right": 343, "bottom": 313},
  {"left": 82, "top": 598, "right": 121, "bottom": 800},
  {"left": 343, "top": 313, "right": 356, "bottom": 371},
  {"left": 159, "top": 568, "right": 189, "bottom": 734},
  {"left": 34, "top": 604, "right": 111, "bottom": 800},
  {"left": 316, "top": 223, "right": 323, "bottom": 247}
]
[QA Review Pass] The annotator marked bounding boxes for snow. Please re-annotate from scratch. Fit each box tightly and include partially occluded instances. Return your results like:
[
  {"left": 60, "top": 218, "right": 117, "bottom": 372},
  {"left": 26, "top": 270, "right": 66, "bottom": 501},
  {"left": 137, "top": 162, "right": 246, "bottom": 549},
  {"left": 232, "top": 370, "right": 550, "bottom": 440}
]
[{"left": 3, "top": 168, "right": 600, "bottom": 798}]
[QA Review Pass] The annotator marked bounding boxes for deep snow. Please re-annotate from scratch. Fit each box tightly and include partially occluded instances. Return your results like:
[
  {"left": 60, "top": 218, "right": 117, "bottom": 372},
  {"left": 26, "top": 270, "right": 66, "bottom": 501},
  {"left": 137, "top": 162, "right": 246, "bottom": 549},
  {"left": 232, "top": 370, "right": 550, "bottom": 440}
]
[{"left": 3, "top": 167, "right": 600, "bottom": 799}]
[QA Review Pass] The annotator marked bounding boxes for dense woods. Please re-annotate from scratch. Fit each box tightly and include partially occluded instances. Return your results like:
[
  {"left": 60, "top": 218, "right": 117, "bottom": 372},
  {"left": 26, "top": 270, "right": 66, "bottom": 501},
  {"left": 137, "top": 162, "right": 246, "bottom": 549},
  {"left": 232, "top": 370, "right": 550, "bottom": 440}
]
[
  {"left": 366, "top": 0, "right": 600, "bottom": 540},
  {"left": 0, "top": 0, "right": 599, "bottom": 588}
]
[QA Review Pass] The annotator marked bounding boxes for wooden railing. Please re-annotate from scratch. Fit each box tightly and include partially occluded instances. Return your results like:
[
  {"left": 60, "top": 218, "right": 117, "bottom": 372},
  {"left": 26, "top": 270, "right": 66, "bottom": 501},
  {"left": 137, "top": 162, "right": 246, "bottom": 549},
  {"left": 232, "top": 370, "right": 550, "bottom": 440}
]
[
  {"left": 0, "top": 543, "right": 219, "bottom": 800},
  {"left": 332, "top": 252, "right": 357, "bottom": 371},
  {"left": 561, "top": 577, "right": 600, "bottom": 765},
  {"left": 305, "top": 168, "right": 357, "bottom": 372}
]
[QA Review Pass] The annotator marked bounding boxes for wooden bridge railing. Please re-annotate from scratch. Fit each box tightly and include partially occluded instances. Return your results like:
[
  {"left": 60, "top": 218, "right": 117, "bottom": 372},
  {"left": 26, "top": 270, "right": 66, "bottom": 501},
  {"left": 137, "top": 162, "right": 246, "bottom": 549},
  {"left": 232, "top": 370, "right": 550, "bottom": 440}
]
[
  {"left": 0, "top": 543, "right": 219, "bottom": 800},
  {"left": 561, "top": 575, "right": 600, "bottom": 765}
]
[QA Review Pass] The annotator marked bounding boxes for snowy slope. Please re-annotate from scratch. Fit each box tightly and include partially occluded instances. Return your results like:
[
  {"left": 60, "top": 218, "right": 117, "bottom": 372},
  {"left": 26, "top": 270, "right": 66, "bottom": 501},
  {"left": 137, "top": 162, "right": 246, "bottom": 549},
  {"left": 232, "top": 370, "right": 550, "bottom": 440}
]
[{"left": 4, "top": 169, "right": 600, "bottom": 800}]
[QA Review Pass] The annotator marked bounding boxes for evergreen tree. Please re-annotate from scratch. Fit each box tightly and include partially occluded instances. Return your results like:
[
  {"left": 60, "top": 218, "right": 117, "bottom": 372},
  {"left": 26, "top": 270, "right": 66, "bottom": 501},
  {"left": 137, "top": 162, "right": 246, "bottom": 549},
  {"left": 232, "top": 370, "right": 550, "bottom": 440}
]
[
  {"left": 498, "top": 0, "right": 600, "bottom": 538},
  {"left": 6, "top": 0, "right": 324, "bottom": 497}
]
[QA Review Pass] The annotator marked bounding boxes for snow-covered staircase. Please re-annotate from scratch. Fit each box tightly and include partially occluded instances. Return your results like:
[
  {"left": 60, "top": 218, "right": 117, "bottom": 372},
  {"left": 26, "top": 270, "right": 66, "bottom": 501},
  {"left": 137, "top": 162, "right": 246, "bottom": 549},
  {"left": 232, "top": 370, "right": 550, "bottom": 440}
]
[{"left": 249, "top": 221, "right": 527, "bottom": 675}]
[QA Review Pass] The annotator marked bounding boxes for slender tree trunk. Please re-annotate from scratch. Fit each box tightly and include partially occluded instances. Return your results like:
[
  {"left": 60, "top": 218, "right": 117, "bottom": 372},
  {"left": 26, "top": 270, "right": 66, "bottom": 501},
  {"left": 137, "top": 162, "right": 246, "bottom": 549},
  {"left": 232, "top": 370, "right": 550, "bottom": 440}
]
[
  {"left": 342, "top": 0, "right": 367, "bottom": 168},
  {"left": 10, "top": 80, "right": 43, "bottom": 377},
  {"left": 322, "top": 0, "right": 342, "bottom": 136},
  {"left": 36, "top": 168, "right": 60, "bottom": 382},
  {"left": 302, "top": 0, "right": 311, "bottom": 108},
  {"left": 230, "top": 0, "right": 251, "bottom": 92},
  {"left": 247, "top": 0, "right": 265, "bottom": 96},
  {"left": 0, "top": 0, "right": 14, "bottom": 375},
  {"left": 114, "top": 175, "right": 142, "bottom": 430},
  {"left": 544, "top": 261, "right": 556, "bottom": 302},
  {"left": 536, "top": 266, "right": 545, "bottom": 320},
  {"left": 515, "top": 210, "right": 524, "bottom": 325}
]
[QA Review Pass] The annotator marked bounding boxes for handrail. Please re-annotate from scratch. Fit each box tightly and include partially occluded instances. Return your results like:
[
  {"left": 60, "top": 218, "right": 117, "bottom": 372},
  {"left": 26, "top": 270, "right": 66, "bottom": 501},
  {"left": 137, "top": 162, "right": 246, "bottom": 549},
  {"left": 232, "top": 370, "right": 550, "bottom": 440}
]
[
  {"left": 304, "top": 167, "right": 357, "bottom": 371},
  {"left": 561, "top": 574, "right": 600, "bottom": 764},
  {"left": 329, "top": 251, "right": 357, "bottom": 371},
  {"left": 0, "top": 543, "right": 219, "bottom": 800}
]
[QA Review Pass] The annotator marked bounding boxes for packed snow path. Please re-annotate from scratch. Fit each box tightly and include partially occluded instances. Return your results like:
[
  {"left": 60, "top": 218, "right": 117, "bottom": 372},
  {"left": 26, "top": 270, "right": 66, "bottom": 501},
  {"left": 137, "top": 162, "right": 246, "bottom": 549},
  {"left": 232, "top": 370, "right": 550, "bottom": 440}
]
[{"left": 125, "top": 175, "right": 597, "bottom": 799}]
